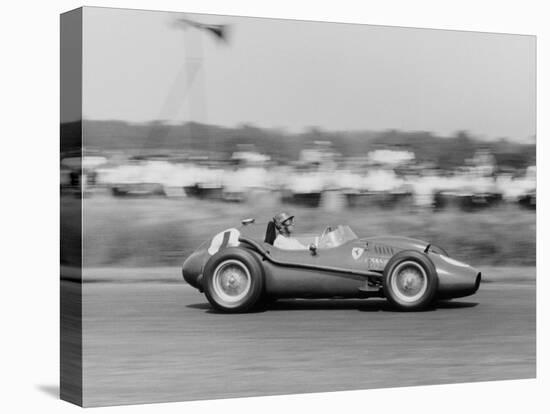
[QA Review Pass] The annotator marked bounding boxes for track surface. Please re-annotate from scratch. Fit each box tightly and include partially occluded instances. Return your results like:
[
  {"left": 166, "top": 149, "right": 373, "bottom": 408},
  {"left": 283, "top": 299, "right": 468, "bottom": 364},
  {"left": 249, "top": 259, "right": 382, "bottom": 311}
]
[{"left": 80, "top": 269, "right": 535, "bottom": 407}]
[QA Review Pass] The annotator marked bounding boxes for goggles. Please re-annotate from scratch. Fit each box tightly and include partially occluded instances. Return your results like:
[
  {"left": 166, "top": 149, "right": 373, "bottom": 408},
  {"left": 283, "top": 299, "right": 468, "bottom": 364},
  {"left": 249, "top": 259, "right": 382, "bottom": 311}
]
[{"left": 282, "top": 218, "right": 294, "bottom": 226}]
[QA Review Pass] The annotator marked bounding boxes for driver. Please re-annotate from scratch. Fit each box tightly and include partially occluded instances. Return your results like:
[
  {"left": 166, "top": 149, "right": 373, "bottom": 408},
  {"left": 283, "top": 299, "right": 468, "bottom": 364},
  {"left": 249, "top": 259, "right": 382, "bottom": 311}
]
[{"left": 272, "top": 212, "right": 307, "bottom": 250}]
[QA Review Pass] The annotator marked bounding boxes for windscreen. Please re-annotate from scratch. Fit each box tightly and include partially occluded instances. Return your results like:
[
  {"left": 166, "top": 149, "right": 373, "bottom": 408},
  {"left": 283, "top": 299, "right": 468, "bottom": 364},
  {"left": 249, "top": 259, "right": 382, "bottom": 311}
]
[{"left": 318, "top": 225, "right": 358, "bottom": 249}]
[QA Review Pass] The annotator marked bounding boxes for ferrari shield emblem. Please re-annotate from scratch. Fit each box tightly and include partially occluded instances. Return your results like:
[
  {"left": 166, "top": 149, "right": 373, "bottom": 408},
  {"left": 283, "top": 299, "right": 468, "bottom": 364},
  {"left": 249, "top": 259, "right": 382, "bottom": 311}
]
[{"left": 352, "top": 247, "right": 364, "bottom": 260}]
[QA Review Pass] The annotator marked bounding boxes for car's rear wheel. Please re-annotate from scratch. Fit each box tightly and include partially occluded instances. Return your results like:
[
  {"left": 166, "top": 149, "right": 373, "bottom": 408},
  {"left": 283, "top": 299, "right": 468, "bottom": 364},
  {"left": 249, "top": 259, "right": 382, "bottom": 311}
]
[
  {"left": 203, "top": 248, "right": 264, "bottom": 313},
  {"left": 382, "top": 250, "right": 438, "bottom": 311}
]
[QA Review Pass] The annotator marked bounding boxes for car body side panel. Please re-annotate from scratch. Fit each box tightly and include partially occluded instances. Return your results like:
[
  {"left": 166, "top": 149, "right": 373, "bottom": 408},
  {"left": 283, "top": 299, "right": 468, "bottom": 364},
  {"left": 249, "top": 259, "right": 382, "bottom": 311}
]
[
  {"left": 261, "top": 260, "right": 366, "bottom": 298},
  {"left": 265, "top": 240, "right": 373, "bottom": 273}
]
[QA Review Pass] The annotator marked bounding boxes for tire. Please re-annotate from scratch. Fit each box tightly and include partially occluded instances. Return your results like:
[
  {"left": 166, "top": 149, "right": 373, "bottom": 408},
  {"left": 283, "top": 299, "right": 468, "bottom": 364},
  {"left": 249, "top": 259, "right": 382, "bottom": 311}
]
[
  {"left": 202, "top": 248, "right": 265, "bottom": 313},
  {"left": 382, "top": 250, "right": 438, "bottom": 311}
]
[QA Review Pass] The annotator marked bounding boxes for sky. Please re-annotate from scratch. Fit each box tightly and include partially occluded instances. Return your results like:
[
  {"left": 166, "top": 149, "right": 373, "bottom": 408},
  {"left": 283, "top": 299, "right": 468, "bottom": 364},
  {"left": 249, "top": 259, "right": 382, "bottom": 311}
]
[{"left": 82, "top": 7, "right": 536, "bottom": 141}]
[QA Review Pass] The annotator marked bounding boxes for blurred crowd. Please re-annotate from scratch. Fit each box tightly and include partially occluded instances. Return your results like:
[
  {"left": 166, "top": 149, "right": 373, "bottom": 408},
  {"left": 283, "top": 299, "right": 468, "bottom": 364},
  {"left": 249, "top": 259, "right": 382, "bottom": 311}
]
[{"left": 60, "top": 143, "right": 536, "bottom": 211}]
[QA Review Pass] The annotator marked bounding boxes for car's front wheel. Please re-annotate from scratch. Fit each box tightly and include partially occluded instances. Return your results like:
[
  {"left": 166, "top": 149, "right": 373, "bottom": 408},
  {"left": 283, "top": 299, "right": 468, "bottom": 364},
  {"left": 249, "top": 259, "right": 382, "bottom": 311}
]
[
  {"left": 202, "top": 248, "right": 264, "bottom": 313},
  {"left": 382, "top": 250, "right": 438, "bottom": 311}
]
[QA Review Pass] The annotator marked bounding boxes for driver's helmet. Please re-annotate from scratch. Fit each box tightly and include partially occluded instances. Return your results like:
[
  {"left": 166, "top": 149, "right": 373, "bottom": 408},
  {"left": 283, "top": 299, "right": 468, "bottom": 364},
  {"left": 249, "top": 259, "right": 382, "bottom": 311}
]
[{"left": 273, "top": 212, "right": 295, "bottom": 234}]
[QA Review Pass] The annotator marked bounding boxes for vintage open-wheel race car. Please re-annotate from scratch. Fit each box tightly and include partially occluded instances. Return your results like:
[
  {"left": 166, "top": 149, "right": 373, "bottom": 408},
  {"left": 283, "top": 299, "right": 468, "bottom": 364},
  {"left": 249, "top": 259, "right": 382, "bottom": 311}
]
[{"left": 182, "top": 218, "right": 481, "bottom": 312}]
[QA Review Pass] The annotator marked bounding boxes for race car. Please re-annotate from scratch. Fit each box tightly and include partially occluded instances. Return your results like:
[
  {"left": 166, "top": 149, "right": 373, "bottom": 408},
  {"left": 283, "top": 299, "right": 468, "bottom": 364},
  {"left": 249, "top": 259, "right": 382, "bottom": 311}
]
[{"left": 182, "top": 218, "right": 481, "bottom": 312}]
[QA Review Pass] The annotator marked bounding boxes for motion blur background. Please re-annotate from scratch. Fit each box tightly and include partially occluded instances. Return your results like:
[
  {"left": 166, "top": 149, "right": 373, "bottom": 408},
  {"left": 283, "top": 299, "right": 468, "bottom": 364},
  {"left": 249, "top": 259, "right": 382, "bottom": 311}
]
[{"left": 61, "top": 7, "right": 536, "bottom": 269}]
